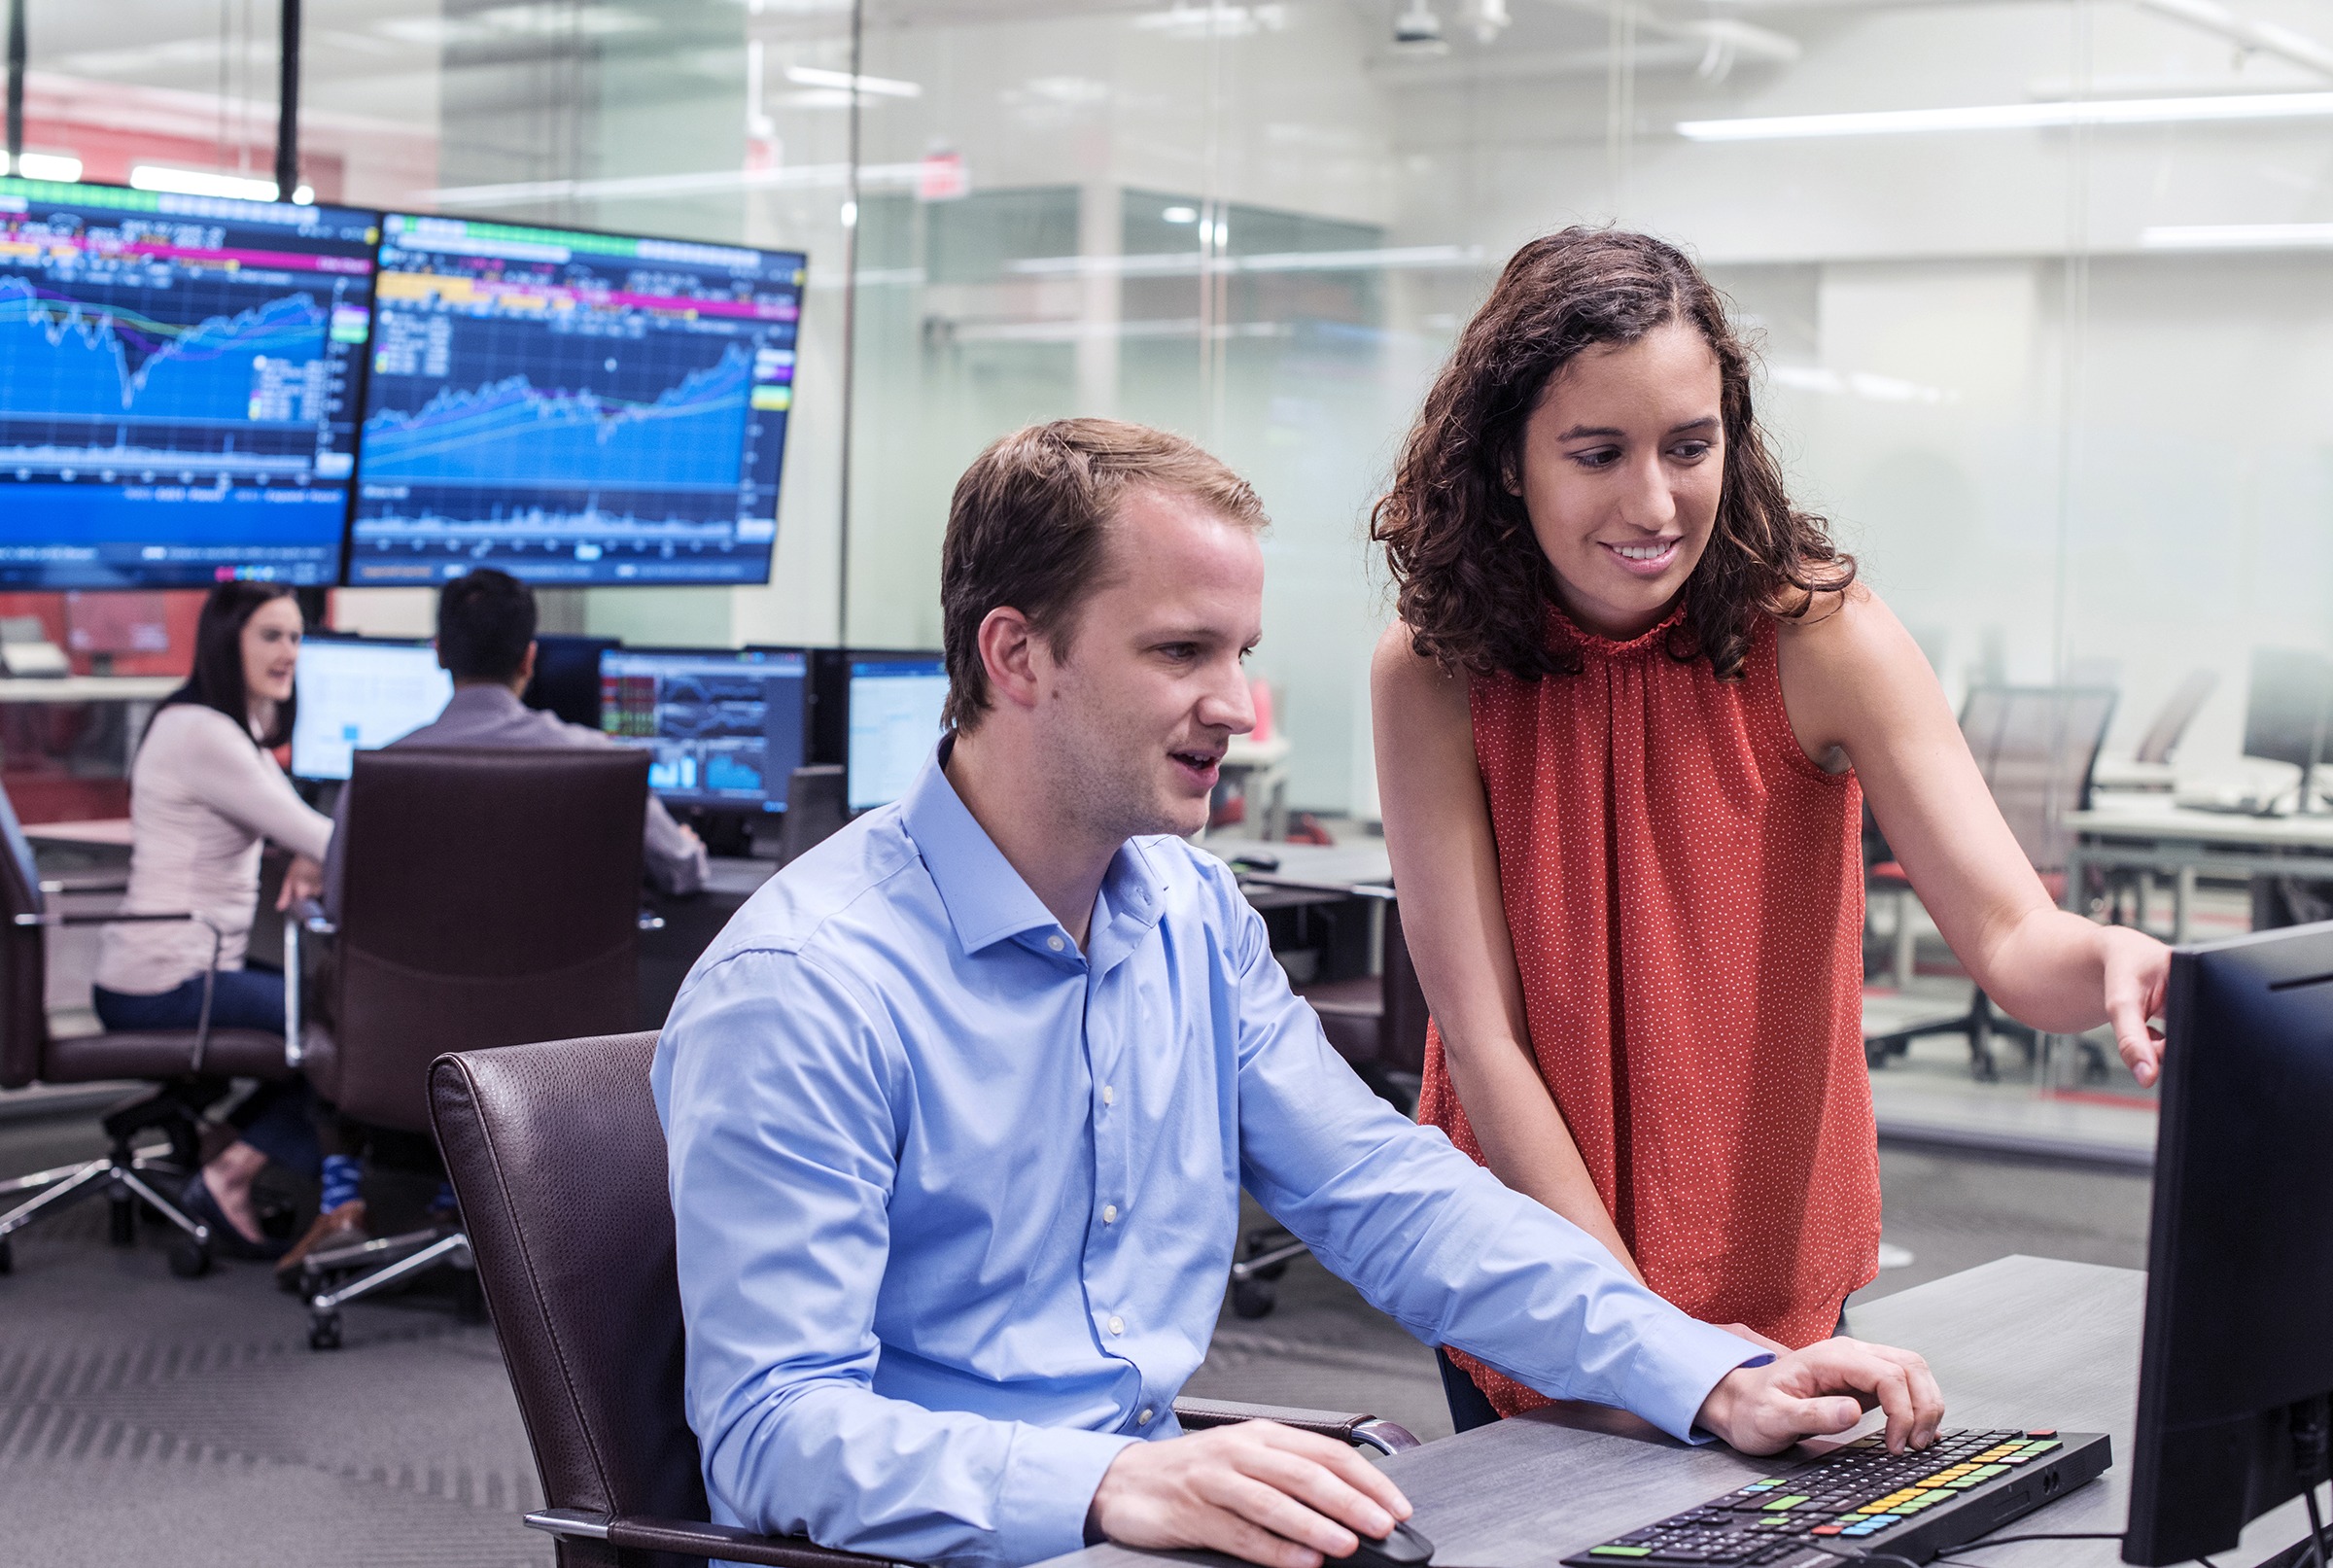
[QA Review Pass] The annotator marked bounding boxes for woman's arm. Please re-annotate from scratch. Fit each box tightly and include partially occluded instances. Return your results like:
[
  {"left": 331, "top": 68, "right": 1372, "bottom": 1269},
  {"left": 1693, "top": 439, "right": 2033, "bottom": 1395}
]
[
  {"left": 175, "top": 709, "right": 335, "bottom": 865},
  {"left": 1775, "top": 587, "right": 2169, "bottom": 1083},
  {"left": 1371, "top": 623, "right": 1646, "bottom": 1281}
]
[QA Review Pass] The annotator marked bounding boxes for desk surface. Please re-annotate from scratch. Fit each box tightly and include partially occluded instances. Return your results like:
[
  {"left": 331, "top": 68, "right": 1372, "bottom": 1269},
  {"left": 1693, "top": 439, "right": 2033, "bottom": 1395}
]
[
  {"left": 1197, "top": 837, "right": 1393, "bottom": 890},
  {"left": 2067, "top": 799, "right": 2333, "bottom": 852},
  {"left": 1046, "top": 1256, "right": 2316, "bottom": 1568},
  {"left": 0, "top": 675, "right": 180, "bottom": 703}
]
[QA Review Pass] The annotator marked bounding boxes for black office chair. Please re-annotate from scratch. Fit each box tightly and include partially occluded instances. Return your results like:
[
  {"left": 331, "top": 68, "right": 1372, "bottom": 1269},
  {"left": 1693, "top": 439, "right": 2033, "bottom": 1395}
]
[
  {"left": 0, "top": 778, "right": 296, "bottom": 1277},
  {"left": 1865, "top": 684, "right": 2116, "bottom": 1081},
  {"left": 429, "top": 1030, "right": 1418, "bottom": 1567},
  {"left": 289, "top": 747, "right": 651, "bottom": 1347}
]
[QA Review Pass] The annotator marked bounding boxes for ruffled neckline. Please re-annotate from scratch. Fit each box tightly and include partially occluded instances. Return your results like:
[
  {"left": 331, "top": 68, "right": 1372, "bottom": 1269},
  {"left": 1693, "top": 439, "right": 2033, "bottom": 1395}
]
[{"left": 1544, "top": 597, "right": 1690, "bottom": 659}]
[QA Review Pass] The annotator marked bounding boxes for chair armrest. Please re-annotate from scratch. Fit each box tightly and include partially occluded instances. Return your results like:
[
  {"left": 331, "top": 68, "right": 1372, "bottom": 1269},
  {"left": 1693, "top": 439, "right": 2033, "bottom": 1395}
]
[
  {"left": 525, "top": 1509, "right": 915, "bottom": 1568},
  {"left": 1170, "top": 1397, "right": 1421, "bottom": 1455}
]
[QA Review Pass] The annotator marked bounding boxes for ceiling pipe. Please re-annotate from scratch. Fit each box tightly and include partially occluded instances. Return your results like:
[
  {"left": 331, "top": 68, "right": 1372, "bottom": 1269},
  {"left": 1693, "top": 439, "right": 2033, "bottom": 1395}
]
[{"left": 2135, "top": 0, "right": 2333, "bottom": 80}]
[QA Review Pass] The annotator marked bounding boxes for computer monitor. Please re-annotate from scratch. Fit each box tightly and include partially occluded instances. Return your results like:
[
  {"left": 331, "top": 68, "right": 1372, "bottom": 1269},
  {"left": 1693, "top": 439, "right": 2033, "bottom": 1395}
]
[
  {"left": 2243, "top": 648, "right": 2333, "bottom": 813},
  {"left": 523, "top": 633, "right": 618, "bottom": 729},
  {"left": 0, "top": 177, "right": 378, "bottom": 588},
  {"left": 288, "top": 635, "right": 454, "bottom": 782},
  {"left": 845, "top": 651, "right": 948, "bottom": 813},
  {"left": 2125, "top": 921, "right": 2333, "bottom": 1565},
  {"left": 597, "top": 646, "right": 809, "bottom": 812},
  {"left": 346, "top": 213, "right": 805, "bottom": 587}
]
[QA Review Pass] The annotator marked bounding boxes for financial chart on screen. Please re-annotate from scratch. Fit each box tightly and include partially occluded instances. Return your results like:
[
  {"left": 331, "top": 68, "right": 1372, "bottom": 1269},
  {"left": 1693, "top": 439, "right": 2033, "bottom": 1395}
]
[
  {"left": 0, "top": 179, "right": 376, "bottom": 588},
  {"left": 349, "top": 214, "right": 804, "bottom": 586},
  {"left": 599, "top": 647, "right": 809, "bottom": 812}
]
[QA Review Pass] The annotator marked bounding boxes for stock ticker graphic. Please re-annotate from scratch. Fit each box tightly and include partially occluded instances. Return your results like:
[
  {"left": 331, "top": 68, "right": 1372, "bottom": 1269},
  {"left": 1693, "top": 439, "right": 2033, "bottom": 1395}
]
[
  {"left": 0, "top": 179, "right": 376, "bottom": 588},
  {"left": 599, "top": 649, "right": 809, "bottom": 811},
  {"left": 349, "top": 214, "right": 805, "bottom": 586}
]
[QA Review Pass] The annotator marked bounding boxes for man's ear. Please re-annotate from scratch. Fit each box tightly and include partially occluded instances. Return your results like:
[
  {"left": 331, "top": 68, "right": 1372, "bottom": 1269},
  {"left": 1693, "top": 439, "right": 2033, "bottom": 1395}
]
[
  {"left": 516, "top": 640, "right": 540, "bottom": 688},
  {"left": 977, "top": 607, "right": 1045, "bottom": 714}
]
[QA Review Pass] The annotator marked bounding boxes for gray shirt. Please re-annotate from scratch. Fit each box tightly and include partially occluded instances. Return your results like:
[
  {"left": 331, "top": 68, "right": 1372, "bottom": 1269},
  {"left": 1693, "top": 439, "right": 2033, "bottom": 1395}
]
[{"left": 323, "top": 683, "right": 708, "bottom": 918}]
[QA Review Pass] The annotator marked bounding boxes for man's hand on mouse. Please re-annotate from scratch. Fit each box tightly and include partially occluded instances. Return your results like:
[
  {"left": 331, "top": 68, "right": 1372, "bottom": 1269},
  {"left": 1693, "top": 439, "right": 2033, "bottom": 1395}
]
[
  {"left": 1695, "top": 1337, "right": 1945, "bottom": 1456},
  {"left": 1087, "top": 1419, "right": 1413, "bottom": 1568}
]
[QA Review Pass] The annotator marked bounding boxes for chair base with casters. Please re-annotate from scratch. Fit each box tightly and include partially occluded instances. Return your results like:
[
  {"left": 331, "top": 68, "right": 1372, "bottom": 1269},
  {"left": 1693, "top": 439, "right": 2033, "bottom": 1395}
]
[
  {"left": 0, "top": 1080, "right": 227, "bottom": 1277},
  {"left": 1863, "top": 988, "right": 2037, "bottom": 1082},
  {"left": 296, "top": 1222, "right": 484, "bottom": 1350},
  {"left": 522, "top": 1400, "right": 1420, "bottom": 1568}
]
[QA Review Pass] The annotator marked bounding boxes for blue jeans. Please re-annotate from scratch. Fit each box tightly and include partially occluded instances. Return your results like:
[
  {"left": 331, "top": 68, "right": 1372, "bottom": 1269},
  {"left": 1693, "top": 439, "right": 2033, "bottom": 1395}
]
[{"left": 92, "top": 970, "right": 322, "bottom": 1180}]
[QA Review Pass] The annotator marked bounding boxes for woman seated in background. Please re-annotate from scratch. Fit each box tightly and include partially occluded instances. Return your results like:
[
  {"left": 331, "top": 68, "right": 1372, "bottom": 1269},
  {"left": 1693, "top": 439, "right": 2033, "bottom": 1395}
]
[
  {"left": 1370, "top": 228, "right": 2172, "bottom": 1429},
  {"left": 92, "top": 581, "right": 331, "bottom": 1260}
]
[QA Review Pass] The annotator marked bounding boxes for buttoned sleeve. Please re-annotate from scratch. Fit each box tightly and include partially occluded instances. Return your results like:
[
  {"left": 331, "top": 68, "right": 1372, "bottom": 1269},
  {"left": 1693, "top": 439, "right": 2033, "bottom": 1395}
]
[
  {"left": 651, "top": 946, "right": 1135, "bottom": 1568},
  {"left": 1208, "top": 866, "right": 1763, "bottom": 1444}
]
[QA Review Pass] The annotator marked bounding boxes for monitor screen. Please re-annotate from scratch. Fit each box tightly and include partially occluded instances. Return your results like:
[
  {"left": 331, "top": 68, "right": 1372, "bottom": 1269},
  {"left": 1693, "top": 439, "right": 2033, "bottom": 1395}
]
[
  {"left": 523, "top": 633, "right": 617, "bottom": 730},
  {"left": 0, "top": 178, "right": 378, "bottom": 588},
  {"left": 348, "top": 214, "right": 805, "bottom": 587},
  {"left": 290, "top": 636, "right": 454, "bottom": 781},
  {"left": 598, "top": 647, "right": 809, "bottom": 812},
  {"left": 847, "top": 654, "right": 947, "bottom": 812}
]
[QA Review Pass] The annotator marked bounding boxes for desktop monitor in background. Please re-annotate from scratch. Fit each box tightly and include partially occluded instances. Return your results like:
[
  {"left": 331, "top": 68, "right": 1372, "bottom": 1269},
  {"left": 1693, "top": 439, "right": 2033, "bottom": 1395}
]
[
  {"left": 289, "top": 636, "right": 455, "bottom": 782},
  {"left": 347, "top": 213, "right": 805, "bottom": 587},
  {"left": 0, "top": 178, "right": 377, "bottom": 588},
  {"left": 846, "top": 652, "right": 948, "bottom": 813},
  {"left": 597, "top": 647, "right": 808, "bottom": 814},
  {"left": 523, "top": 634, "right": 618, "bottom": 729},
  {"left": 2243, "top": 648, "right": 2333, "bottom": 812},
  {"left": 2124, "top": 921, "right": 2333, "bottom": 1565}
]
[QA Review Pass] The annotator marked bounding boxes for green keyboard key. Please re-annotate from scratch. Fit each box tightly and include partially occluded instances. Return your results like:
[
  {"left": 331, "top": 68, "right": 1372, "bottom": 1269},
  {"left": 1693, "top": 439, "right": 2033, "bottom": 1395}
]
[
  {"left": 1587, "top": 1549, "right": 1652, "bottom": 1558},
  {"left": 1761, "top": 1495, "right": 1811, "bottom": 1511}
]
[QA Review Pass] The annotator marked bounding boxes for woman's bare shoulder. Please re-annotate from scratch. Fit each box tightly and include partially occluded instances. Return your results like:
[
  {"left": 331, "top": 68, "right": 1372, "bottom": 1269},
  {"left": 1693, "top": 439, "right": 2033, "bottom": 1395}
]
[{"left": 1372, "top": 620, "right": 1469, "bottom": 714}]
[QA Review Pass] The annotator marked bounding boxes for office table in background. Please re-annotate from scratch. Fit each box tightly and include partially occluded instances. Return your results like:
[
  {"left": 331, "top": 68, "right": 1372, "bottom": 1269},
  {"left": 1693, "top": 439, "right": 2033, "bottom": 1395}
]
[
  {"left": 1044, "top": 1256, "right": 2318, "bottom": 1568},
  {"left": 0, "top": 675, "right": 182, "bottom": 775},
  {"left": 2063, "top": 799, "right": 2333, "bottom": 943}
]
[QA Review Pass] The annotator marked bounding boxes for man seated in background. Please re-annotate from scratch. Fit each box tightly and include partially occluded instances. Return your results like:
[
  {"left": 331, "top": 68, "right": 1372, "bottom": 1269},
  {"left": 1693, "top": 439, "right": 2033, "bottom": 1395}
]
[
  {"left": 652, "top": 419, "right": 1945, "bottom": 1568},
  {"left": 285, "top": 568, "right": 706, "bottom": 1274}
]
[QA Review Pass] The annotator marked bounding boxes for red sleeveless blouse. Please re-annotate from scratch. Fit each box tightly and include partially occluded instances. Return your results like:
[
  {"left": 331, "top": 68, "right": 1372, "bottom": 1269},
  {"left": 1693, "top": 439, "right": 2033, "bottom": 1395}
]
[{"left": 1422, "top": 607, "right": 1879, "bottom": 1416}]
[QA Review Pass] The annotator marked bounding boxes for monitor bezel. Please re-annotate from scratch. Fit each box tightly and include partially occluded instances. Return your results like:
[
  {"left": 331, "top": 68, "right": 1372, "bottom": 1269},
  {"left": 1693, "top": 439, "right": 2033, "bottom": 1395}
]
[{"left": 347, "top": 213, "right": 809, "bottom": 591}]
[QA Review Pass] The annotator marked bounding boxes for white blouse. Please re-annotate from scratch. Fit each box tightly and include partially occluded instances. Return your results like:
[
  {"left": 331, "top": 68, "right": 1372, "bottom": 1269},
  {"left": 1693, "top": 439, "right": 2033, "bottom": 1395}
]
[{"left": 94, "top": 703, "right": 334, "bottom": 997}]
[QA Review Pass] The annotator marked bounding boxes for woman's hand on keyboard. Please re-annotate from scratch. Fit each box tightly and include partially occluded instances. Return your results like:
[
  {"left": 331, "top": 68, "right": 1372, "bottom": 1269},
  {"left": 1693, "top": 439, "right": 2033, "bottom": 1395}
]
[{"left": 1694, "top": 1336, "right": 1945, "bottom": 1457}]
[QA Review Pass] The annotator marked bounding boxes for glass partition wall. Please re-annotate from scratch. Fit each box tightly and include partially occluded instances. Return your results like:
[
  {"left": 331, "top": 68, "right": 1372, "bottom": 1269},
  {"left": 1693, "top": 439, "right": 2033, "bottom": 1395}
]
[{"left": 21, "top": 0, "right": 2333, "bottom": 1103}]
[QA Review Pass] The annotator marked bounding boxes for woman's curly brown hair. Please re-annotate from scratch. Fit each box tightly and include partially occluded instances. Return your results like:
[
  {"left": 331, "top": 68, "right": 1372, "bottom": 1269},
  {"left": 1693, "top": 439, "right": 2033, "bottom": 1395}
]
[{"left": 1372, "top": 227, "right": 1854, "bottom": 682}]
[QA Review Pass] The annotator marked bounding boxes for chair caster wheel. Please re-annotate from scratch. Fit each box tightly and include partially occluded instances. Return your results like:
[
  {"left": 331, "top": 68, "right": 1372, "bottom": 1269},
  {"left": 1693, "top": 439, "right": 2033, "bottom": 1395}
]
[
  {"left": 0, "top": 1237, "right": 13, "bottom": 1275},
  {"left": 308, "top": 1310, "right": 342, "bottom": 1351},
  {"left": 167, "top": 1237, "right": 211, "bottom": 1278},
  {"left": 1231, "top": 1278, "right": 1276, "bottom": 1319},
  {"left": 109, "top": 1194, "right": 135, "bottom": 1246}
]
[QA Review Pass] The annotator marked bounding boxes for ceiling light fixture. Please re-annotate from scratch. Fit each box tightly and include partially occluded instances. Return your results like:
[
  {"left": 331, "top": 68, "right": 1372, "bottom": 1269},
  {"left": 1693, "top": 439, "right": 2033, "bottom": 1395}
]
[
  {"left": 2141, "top": 222, "right": 2333, "bottom": 249},
  {"left": 130, "top": 165, "right": 312, "bottom": 203},
  {"left": 3, "top": 152, "right": 82, "bottom": 182},
  {"left": 1678, "top": 89, "right": 2333, "bottom": 141},
  {"left": 784, "top": 65, "right": 923, "bottom": 98}
]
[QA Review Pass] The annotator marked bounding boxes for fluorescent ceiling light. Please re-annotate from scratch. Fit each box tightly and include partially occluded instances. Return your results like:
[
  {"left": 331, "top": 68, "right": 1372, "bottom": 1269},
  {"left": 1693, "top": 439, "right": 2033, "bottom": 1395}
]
[
  {"left": 1161, "top": 206, "right": 1199, "bottom": 223},
  {"left": 2141, "top": 222, "right": 2333, "bottom": 249},
  {"left": 784, "top": 65, "right": 922, "bottom": 98},
  {"left": 1678, "top": 89, "right": 2333, "bottom": 141},
  {"left": 130, "top": 164, "right": 313, "bottom": 203},
  {"left": 3, "top": 152, "right": 82, "bottom": 182}
]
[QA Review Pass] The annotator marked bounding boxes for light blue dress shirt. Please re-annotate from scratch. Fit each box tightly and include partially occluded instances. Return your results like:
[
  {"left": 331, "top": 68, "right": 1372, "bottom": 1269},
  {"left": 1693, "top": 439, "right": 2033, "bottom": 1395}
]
[{"left": 651, "top": 745, "right": 1763, "bottom": 1568}]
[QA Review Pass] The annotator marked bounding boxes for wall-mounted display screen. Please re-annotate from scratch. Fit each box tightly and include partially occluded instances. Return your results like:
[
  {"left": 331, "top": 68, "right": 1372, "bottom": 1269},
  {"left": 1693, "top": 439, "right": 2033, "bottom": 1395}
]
[
  {"left": 347, "top": 213, "right": 804, "bottom": 587},
  {"left": 0, "top": 177, "right": 377, "bottom": 588}
]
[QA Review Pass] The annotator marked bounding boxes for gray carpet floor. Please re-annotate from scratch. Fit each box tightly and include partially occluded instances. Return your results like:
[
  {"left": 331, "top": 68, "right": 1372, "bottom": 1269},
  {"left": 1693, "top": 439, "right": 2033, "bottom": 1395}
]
[{"left": 0, "top": 1107, "right": 2153, "bottom": 1568}]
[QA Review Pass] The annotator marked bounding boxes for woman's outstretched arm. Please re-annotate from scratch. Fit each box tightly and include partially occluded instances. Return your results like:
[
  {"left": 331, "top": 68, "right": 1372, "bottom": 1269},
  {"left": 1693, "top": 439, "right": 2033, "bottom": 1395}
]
[
  {"left": 1775, "top": 586, "right": 2170, "bottom": 1084},
  {"left": 1371, "top": 622, "right": 1646, "bottom": 1281}
]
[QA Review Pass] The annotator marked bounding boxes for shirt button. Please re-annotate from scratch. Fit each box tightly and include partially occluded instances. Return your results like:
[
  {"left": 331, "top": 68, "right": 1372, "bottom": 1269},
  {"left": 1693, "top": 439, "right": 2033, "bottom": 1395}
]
[
  {"left": 1102, "top": 1203, "right": 1118, "bottom": 1224},
  {"left": 1137, "top": 1407, "right": 1155, "bottom": 1425},
  {"left": 1100, "top": 1084, "right": 1115, "bottom": 1106},
  {"left": 1107, "top": 1314, "right": 1125, "bottom": 1336},
  {"left": 1046, "top": 934, "right": 1064, "bottom": 952}
]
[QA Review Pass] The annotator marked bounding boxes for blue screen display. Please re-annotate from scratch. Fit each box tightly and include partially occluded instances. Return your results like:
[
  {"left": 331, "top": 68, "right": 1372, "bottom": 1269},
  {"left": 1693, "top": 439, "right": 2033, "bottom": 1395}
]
[
  {"left": 599, "top": 647, "right": 809, "bottom": 811},
  {"left": 349, "top": 214, "right": 804, "bottom": 587},
  {"left": 0, "top": 178, "right": 377, "bottom": 588}
]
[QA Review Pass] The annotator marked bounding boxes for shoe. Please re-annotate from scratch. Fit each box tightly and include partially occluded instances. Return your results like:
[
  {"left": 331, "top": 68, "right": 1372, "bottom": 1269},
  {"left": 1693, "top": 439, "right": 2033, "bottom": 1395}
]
[
  {"left": 177, "top": 1172, "right": 291, "bottom": 1262},
  {"left": 274, "top": 1199, "right": 369, "bottom": 1287}
]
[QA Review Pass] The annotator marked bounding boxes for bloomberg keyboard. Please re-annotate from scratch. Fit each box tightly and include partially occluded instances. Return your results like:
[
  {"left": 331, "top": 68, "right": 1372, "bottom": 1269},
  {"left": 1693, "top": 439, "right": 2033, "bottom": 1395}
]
[{"left": 1562, "top": 1427, "right": 2112, "bottom": 1566}]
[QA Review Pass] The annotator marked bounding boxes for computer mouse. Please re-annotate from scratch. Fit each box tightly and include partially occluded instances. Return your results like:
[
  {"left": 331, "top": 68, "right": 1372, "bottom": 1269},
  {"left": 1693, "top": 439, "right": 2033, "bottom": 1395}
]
[
  {"left": 1341, "top": 1519, "right": 1434, "bottom": 1568},
  {"left": 1230, "top": 851, "right": 1281, "bottom": 873}
]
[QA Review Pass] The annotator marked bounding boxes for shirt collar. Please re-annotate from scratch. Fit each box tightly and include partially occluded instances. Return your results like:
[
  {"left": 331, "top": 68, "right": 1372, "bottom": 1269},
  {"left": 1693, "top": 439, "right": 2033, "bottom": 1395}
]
[
  {"left": 899, "top": 739, "right": 1170, "bottom": 962},
  {"left": 443, "top": 682, "right": 525, "bottom": 716}
]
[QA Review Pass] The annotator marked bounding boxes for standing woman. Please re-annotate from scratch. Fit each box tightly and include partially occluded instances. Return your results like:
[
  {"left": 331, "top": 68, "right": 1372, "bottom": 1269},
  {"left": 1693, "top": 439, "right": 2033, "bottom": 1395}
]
[
  {"left": 93, "top": 582, "right": 331, "bottom": 1259},
  {"left": 1370, "top": 229, "right": 2168, "bottom": 1426}
]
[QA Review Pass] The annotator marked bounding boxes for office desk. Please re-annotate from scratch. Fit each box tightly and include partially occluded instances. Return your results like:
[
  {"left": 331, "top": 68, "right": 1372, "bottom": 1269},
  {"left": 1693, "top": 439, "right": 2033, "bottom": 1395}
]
[
  {"left": 1046, "top": 1256, "right": 2317, "bottom": 1568},
  {"left": 2064, "top": 799, "right": 2333, "bottom": 943}
]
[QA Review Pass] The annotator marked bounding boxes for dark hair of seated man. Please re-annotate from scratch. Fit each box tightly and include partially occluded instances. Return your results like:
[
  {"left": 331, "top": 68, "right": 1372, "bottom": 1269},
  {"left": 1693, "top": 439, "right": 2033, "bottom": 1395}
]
[{"left": 436, "top": 568, "right": 537, "bottom": 684}]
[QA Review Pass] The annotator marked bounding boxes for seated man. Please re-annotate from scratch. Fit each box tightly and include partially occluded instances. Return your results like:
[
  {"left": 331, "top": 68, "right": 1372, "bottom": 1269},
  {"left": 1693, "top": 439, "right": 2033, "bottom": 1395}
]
[
  {"left": 322, "top": 566, "right": 707, "bottom": 915},
  {"left": 653, "top": 420, "right": 1943, "bottom": 1568}
]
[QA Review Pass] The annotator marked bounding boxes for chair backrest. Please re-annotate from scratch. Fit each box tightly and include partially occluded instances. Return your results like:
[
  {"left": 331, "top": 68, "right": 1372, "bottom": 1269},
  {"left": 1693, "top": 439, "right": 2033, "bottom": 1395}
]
[
  {"left": 1379, "top": 903, "right": 1430, "bottom": 1077},
  {"left": 331, "top": 748, "right": 649, "bottom": 1131},
  {"left": 429, "top": 1031, "right": 709, "bottom": 1532},
  {"left": 1959, "top": 685, "right": 2118, "bottom": 875},
  {"left": 0, "top": 779, "right": 45, "bottom": 1089},
  {"left": 2134, "top": 669, "right": 2218, "bottom": 766}
]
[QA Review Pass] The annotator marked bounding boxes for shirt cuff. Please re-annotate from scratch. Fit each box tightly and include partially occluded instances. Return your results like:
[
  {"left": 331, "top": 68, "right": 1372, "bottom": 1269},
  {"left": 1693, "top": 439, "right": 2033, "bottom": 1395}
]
[
  {"left": 1629, "top": 1318, "right": 1774, "bottom": 1446},
  {"left": 995, "top": 1422, "right": 1140, "bottom": 1566}
]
